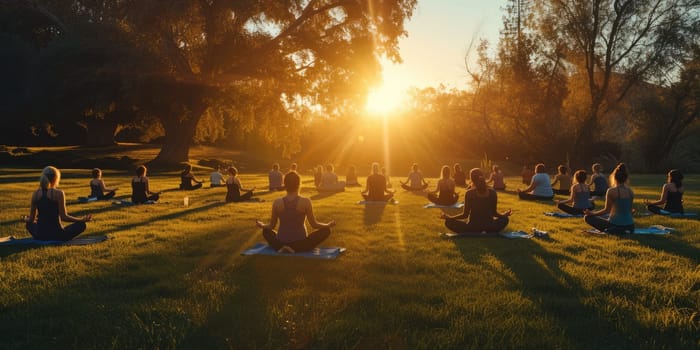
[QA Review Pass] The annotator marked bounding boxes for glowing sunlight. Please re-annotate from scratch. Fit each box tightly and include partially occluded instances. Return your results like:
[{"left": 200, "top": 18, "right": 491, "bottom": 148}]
[{"left": 364, "top": 80, "right": 406, "bottom": 117}]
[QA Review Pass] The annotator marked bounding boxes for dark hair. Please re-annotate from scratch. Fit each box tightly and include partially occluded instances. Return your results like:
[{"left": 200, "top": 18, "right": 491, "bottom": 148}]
[
  {"left": 228, "top": 166, "right": 238, "bottom": 176},
  {"left": 470, "top": 168, "right": 487, "bottom": 193},
  {"left": 284, "top": 171, "right": 301, "bottom": 192},
  {"left": 454, "top": 163, "right": 461, "bottom": 171},
  {"left": 493, "top": 165, "right": 501, "bottom": 173},
  {"left": 535, "top": 163, "right": 546, "bottom": 174},
  {"left": 574, "top": 170, "right": 587, "bottom": 184},
  {"left": 668, "top": 169, "right": 683, "bottom": 188},
  {"left": 136, "top": 165, "right": 147, "bottom": 177},
  {"left": 558, "top": 165, "right": 567, "bottom": 174},
  {"left": 611, "top": 163, "right": 628, "bottom": 186},
  {"left": 92, "top": 168, "right": 101, "bottom": 179},
  {"left": 181, "top": 164, "right": 192, "bottom": 175},
  {"left": 272, "top": 163, "right": 279, "bottom": 170}
]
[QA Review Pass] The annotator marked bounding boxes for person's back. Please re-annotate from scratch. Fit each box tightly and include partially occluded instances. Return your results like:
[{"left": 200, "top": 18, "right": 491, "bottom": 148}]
[
  {"left": 132, "top": 176, "right": 148, "bottom": 203},
  {"left": 592, "top": 174, "right": 608, "bottom": 193},
  {"left": 269, "top": 168, "right": 284, "bottom": 190},
  {"left": 532, "top": 173, "right": 554, "bottom": 197},
  {"left": 437, "top": 178, "right": 456, "bottom": 200},
  {"left": 554, "top": 173, "right": 572, "bottom": 190},
  {"left": 407, "top": 171, "right": 423, "bottom": 188},
  {"left": 321, "top": 171, "right": 338, "bottom": 187},
  {"left": 491, "top": 171, "right": 505, "bottom": 190},
  {"left": 572, "top": 184, "right": 591, "bottom": 209},
  {"left": 366, "top": 173, "right": 387, "bottom": 200},
  {"left": 277, "top": 196, "right": 307, "bottom": 243},
  {"left": 89, "top": 180, "right": 103, "bottom": 198},
  {"left": 610, "top": 186, "right": 634, "bottom": 227},
  {"left": 665, "top": 186, "right": 683, "bottom": 213},
  {"left": 35, "top": 188, "right": 61, "bottom": 234},
  {"left": 465, "top": 187, "right": 496, "bottom": 228},
  {"left": 454, "top": 170, "right": 466, "bottom": 187},
  {"left": 210, "top": 169, "right": 225, "bottom": 187}
]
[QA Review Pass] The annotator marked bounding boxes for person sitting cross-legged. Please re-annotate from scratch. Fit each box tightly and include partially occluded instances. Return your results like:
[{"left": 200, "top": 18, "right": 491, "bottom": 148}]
[
  {"left": 256, "top": 171, "right": 336, "bottom": 253},
  {"left": 427, "top": 165, "right": 459, "bottom": 206},
  {"left": 555, "top": 170, "right": 593, "bottom": 215},
  {"left": 400, "top": 163, "right": 429, "bottom": 191},
  {"left": 362, "top": 162, "right": 395, "bottom": 202},
  {"left": 441, "top": 168, "right": 512, "bottom": 234},
  {"left": 517, "top": 163, "right": 554, "bottom": 201}
]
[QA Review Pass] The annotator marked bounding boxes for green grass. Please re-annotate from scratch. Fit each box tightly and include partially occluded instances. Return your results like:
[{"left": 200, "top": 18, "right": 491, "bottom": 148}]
[{"left": 1, "top": 169, "right": 699, "bottom": 349}]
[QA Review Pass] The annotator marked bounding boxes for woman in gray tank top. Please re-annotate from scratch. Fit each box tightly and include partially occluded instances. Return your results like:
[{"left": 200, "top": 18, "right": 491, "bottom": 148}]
[{"left": 256, "top": 171, "right": 336, "bottom": 252}]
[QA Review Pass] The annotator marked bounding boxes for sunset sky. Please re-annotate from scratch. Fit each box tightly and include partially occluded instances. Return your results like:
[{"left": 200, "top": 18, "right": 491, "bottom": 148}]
[{"left": 383, "top": 0, "right": 506, "bottom": 91}]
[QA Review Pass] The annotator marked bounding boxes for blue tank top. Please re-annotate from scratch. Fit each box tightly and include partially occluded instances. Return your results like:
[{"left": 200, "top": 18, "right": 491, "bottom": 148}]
[
  {"left": 277, "top": 197, "right": 307, "bottom": 243},
  {"left": 573, "top": 187, "right": 591, "bottom": 209},
  {"left": 36, "top": 189, "right": 61, "bottom": 234},
  {"left": 664, "top": 191, "right": 683, "bottom": 213},
  {"left": 610, "top": 188, "right": 633, "bottom": 226}
]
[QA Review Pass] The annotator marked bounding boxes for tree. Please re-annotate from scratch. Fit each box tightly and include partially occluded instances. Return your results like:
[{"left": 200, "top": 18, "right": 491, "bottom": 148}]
[
  {"left": 534, "top": 0, "right": 700, "bottom": 165},
  {"left": 38, "top": 0, "right": 417, "bottom": 165}
]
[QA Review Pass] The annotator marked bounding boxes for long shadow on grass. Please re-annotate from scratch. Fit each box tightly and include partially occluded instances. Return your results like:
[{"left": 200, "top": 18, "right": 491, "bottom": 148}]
[
  {"left": 363, "top": 203, "right": 387, "bottom": 226},
  {"left": 454, "top": 239, "right": 638, "bottom": 348},
  {"left": 629, "top": 234, "right": 700, "bottom": 265},
  {"left": 0, "top": 231, "right": 253, "bottom": 349}
]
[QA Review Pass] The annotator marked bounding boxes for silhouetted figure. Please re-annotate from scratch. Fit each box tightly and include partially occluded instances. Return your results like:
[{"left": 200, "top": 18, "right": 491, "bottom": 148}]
[
  {"left": 256, "top": 171, "right": 336, "bottom": 253},
  {"left": 25, "top": 166, "right": 93, "bottom": 241}
]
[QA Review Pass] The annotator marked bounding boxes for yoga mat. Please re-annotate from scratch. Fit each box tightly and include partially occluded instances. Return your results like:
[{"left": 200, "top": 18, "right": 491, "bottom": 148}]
[
  {"left": 658, "top": 210, "right": 698, "bottom": 218},
  {"left": 0, "top": 235, "right": 110, "bottom": 246},
  {"left": 544, "top": 211, "right": 582, "bottom": 218},
  {"left": 112, "top": 200, "right": 157, "bottom": 206},
  {"left": 356, "top": 200, "right": 398, "bottom": 205},
  {"left": 241, "top": 242, "right": 345, "bottom": 259},
  {"left": 440, "top": 231, "right": 533, "bottom": 239},
  {"left": 77, "top": 196, "right": 98, "bottom": 203},
  {"left": 424, "top": 202, "right": 464, "bottom": 209},
  {"left": 583, "top": 226, "right": 672, "bottom": 235}
]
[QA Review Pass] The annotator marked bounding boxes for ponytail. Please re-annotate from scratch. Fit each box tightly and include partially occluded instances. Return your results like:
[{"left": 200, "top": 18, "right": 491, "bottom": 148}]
[
  {"left": 469, "top": 168, "right": 488, "bottom": 194},
  {"left": 611, "top": 163, "right": 628, "bottom": 186},
  {"left": 39, "top": 166, "right": 60, "bottom": 189}
]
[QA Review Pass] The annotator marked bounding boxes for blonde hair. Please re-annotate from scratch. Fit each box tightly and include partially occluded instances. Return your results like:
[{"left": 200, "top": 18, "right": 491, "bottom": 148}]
[{"left": 39, "top": 166, "right": 61, "bottom": 189}]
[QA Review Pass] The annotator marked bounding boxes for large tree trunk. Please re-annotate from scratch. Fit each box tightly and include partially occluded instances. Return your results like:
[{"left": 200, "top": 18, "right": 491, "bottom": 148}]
[
  {"left": 150, "top": 109, "right": 204, "bottom": 166},
  {"left": 84, "top": 119, "right": 118, "bottom": 147}
]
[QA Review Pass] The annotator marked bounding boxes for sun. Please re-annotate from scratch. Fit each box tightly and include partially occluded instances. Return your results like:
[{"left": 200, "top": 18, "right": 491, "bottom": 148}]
[{"left": 364, "top": 81, "right": 406, "bottom": 118}]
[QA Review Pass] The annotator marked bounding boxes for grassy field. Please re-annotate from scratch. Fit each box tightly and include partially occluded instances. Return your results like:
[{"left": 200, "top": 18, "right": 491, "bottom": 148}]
[{"left": 0, "top": 167, "right": 699, "bottom": 349}]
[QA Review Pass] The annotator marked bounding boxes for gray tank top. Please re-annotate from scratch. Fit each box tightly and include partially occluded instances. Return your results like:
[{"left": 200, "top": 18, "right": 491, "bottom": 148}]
[{"left": 277, "top": 197, "right": 307, "bottom": 243}]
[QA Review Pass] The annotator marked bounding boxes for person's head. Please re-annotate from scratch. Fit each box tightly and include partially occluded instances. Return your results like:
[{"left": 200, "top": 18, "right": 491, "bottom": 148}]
[
  {"left": 40, "top": 166, "right": 61, "bottom": 189},
  {"left": 610, "top": 163, "right": 629, "bottom": 186},
  {"left": 136, "top": 165, "right": 147, "bottom": 177},
  {"left": 574, "top": 170, "right": 587, "bottom": 184},
  {"left": 592, "top": 163, "right": 603, "bottom": 173},
  {"left": 91, "top": 168, "right": 102, "bottom": 179},
  {"left": 535, "top": 163, "right": 546, "bottom": 174},
  {"left": 183, "top": 164, "right": 192, "bottom": 173},
  {"left": 371, "top": 162, "right": 380, "bottom": 174},
  {"left": 284, "top": 171, "right": 301, "bottom": 193},
  {"left": 316, "top": 165, "right": 323, "bottom": 173},
  {"left": 326, "top": 163, "right": 334, "bottom": 173},
  {"left": 469, "top": 168, "right": 487, "bottom": 193},
  {"left": 290, "top": 163, "right": 298, "bottom": 172},
  {"left": 557, "top": 165, "right": 567, "bottom": 175},
  {"left": 272, "top": 163, "right": 279, "bottom": 171},
  {"left": 411, "top": 163, "right": 418, "bottom": 172},
  {"left": 441, "top": 165, "right": 451, "bottom": 179},
  {"left": 454, "top": 163, "right": 462, "bottom": 172},
  {"left": 493, "top": 165, "right": 501, "bottom": 173},
  {"left": 228, "top": 166, "right": 238, "bottom": 176},
  {"left": 668, "top": 169, "right": 683, "bottom": 188}
]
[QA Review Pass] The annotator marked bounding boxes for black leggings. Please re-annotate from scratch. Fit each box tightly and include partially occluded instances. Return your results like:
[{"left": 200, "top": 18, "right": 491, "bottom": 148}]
[
  {"left": 646, "top": 205, "right": 682, "bottom": 215},
  {"left": 444, "top": 216, "right": 509, "bottom": 234},
  {"left": 262, "top": 227, "right": 331, "bottom": 252},
  {"left": 557, "top": 202, "right": 593, "bottom": 215},
  {"left": 552, "top": 189, "right": 570, "bottom": 195},
  {"left": 102, "top": 191, "right": 116, "bottom": 200},
  {"left": 227, "top": 190, "right": 254, "bottom": 202},
  {"left": 518, "top": 192, "right": 553, "bottom": 201},
  {"left": 26, "top": 221, "right": 86, "bottom": 241},
  {"left": 584, "top": 215, "right": 634, "bottom": 234},
  {"left": 428, "top": 193, "right": 458, "bottom": 206}
]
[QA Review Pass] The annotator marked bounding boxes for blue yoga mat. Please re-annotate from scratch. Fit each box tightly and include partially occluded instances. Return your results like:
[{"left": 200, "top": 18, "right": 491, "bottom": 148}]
[
  {"left": 424, "top": 202, "right": 464, "bottom": 209},
  {"left": 584, "top": 225, "right": 672, "bottom": 235},
  {"left": 241, "top": 242, "right": 346, "bottom": 259},
  {"left": 658, "top": 210, "right": 698, "bottom": 218},
  {"left": 0, "top": 235, "right": 110, "bottom": 246}
]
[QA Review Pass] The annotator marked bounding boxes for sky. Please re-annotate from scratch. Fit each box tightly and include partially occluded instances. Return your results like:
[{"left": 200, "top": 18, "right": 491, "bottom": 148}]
[{"left": 382, "top": 0, "right": 506, "bottom": 91}]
